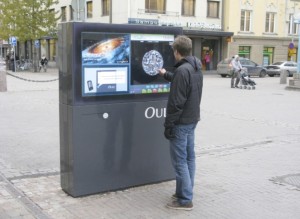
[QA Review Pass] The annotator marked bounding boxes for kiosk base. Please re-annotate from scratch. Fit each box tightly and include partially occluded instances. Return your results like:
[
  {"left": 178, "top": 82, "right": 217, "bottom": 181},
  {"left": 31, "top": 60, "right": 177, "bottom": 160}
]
[{"left": 60, "top": 101, "right": 174, "bottom": 197}]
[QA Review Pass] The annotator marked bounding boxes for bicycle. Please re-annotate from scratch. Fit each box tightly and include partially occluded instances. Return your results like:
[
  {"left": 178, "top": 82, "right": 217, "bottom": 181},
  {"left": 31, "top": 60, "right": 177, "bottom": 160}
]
[{"left": 15, "top": 59, "right": 33, "bottom": 71}]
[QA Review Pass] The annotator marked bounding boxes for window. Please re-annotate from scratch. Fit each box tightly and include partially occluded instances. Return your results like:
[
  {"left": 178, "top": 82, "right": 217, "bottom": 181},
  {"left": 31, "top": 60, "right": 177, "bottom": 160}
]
[
  {"left": 61, "top": 6, "right": 66, "bottom": 22},
  {"left": 265, "top": 12, "right": 275, "bottom": 33},
  {"left": 263, "top": 47, "right": 274, "bottom": 65},
  {"left": 87, "top": 1, "right": 93, "bottom": 18},
  {"left": 207, "top": 1, "right": 219, "bottom": 18},
  {"left": 145, "top": 0, "right": 166, "bottom": 14},
  {"left": 102, "top": 0, "right": 110, "bottom": 16},
  {"left": 289, "top": 14, "right": 297, "bottom": 35},
  {"left": 182, "top": 0, "right": 195, "bottom": 16},
  {"left": 69, "top": 5, "right": 74, "bottom": 20},
  {"left": 49, "top": 39, "right": 56, "bottom": 62},
  {"left": 239, "top": 46, "right": 251, "bottom": 59},
  {"left": 240, "top": 60, "right": 255, "bottom": 67},
  {"left": 240, "top": 10, "right": 251, "bottom": 32}
]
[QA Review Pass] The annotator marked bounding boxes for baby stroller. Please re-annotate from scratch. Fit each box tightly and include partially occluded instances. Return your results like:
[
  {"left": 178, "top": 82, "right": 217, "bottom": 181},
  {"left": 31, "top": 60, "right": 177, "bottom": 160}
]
[{"left": 239, "top": 68, "right": 256, "bottom": 90}]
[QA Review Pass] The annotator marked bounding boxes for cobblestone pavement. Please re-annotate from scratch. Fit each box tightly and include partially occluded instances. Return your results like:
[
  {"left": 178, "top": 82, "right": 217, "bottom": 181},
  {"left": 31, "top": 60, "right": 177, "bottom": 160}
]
[{"left": 0, "top": 67, "right": 300, "bottom": 218}]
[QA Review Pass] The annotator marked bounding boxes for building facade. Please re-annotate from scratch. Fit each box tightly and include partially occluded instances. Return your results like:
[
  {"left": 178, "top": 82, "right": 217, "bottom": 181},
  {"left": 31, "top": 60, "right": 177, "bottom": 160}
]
[
  {"left": 3, "top": 0, "right": 300, "bottom": 69},
  {"left": 223, "top": 0, "right": 300, "bottom": 66},
  {"left": 49, "top": 0, "right": 233, "bottom": 70}
]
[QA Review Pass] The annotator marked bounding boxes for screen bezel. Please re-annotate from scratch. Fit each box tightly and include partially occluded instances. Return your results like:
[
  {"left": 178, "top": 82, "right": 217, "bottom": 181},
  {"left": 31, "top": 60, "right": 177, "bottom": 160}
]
[{"left": 72, "top": 22, "right": 183, "bottom": 104}]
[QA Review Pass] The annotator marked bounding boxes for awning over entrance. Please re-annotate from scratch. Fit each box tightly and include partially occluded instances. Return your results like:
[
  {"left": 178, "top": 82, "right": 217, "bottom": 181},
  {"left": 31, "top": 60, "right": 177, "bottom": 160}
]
[
  {"left": 183, "top": 28, "right": 234, "bottom": 37},
  {"left": 0, "top": 40, "right": 10, "bottom": 48}
]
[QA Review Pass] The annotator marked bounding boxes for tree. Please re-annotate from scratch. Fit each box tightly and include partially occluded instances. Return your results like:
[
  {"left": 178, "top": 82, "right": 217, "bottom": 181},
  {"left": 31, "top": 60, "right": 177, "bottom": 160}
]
[{"left": 0, "top": 0, "right": 60, "bottom": 71}]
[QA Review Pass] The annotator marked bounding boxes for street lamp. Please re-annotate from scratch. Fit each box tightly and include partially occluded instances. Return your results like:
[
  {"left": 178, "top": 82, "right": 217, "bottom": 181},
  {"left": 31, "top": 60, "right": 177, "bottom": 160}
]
[{"left": 294, "top": 12, "right": 300, "bottom": 74}]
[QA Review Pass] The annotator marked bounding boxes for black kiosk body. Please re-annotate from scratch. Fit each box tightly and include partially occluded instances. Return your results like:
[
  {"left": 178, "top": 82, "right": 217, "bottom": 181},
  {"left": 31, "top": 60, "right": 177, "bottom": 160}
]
[{"left": 58, "top": 22, "right": 182, "bottom": 197}]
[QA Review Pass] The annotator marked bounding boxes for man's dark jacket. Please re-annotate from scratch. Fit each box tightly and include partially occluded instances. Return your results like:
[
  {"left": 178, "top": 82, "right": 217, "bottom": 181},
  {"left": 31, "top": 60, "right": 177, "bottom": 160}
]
[{"left": 163, "top": 56, "right": 203, "bottom": 128}]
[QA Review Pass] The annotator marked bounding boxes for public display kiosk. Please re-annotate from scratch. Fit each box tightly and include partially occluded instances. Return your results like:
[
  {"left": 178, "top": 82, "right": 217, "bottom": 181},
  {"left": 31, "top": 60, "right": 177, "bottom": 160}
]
[{"left": 58, "top": 22, "right": 182, "bottom": 197}]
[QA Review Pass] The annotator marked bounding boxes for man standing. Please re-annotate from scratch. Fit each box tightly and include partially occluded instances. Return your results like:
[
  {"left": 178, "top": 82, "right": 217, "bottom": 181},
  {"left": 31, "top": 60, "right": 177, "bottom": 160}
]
[
  {"left": 158, "top": 35, "right": 203, "bottom": 211},
  {"left": 231, "top": 55, "right": 242, "bottom": 88}
]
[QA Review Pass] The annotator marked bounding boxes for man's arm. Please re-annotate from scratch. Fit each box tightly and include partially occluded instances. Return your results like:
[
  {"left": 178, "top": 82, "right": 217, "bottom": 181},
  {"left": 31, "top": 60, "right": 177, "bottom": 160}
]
[
  {"left": 164, "top": 70, "right": 189, "bottom": 128},
  {"left": 238, "top": 61, "right": 243, "bottom": 69},
  {"left": 158, "top": 68, "right": 173, "bottom": 82}
]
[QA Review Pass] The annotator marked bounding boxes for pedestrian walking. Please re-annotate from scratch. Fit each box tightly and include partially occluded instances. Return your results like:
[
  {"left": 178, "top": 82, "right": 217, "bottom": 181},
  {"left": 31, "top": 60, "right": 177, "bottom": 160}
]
[
  {"left": 39, "top": 55, "right": 48, "bottom": 72},
  {"left": 158, "top": 35, "right": 203, "bottom": 211},
  {"left": 230, "top": 55, "right": 242, "bottom": 88}
]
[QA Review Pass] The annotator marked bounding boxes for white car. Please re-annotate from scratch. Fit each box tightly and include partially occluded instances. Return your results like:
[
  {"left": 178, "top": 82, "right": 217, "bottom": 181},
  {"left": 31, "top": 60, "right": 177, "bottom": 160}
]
[{"left": 266, "top": 61, "right": 297, "bottom": 77}]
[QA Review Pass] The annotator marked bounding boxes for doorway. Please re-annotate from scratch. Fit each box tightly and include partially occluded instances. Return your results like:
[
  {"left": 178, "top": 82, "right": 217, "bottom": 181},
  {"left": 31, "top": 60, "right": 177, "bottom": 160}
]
[{"left": 201, "top": 39, "right": 218, "bottom": 70}]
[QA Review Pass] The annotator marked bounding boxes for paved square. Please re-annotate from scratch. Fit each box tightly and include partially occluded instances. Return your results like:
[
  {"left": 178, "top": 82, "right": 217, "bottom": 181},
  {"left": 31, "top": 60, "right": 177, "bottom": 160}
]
[{"left": 1, "top": 69, "right": 300, "bottom": 218}]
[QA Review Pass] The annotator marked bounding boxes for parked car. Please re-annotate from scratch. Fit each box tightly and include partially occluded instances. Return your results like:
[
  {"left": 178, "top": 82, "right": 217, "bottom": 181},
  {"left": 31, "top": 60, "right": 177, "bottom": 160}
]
[
  {"left": 266, "top": 61, "right": 297, "bottom": 77},
  {"left": 217, "top": 57, "right": 267, "bottom": 78}
]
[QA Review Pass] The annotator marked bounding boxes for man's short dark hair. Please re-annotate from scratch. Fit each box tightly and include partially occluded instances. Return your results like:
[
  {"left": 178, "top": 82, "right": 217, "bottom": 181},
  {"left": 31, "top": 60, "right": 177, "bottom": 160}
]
[{"left": 172, "top": 35, "right": 192, "bottom": 57}]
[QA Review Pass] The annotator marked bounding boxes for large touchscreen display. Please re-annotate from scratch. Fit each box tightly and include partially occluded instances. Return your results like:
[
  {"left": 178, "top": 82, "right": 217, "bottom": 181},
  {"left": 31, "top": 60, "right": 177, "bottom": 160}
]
[{"left": 81, "top": 33, "right": 175, "bottom": 96}]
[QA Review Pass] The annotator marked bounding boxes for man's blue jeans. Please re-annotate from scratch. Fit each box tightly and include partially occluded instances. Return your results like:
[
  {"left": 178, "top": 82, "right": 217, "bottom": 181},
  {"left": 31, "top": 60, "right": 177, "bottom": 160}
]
[{"left": 169, "top": 122, "right": 197, "bottom": 205}]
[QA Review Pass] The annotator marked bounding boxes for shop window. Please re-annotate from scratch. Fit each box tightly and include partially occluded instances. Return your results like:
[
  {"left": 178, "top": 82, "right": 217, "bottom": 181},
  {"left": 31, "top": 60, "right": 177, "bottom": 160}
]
[
  {"left": 50, "top": 39, "right": 56, "bottom": 61},
  {"left": 240, "top": 10, "right": 252, "bottom": 32},
  {"left": 265, "top": 12, "right": 275, "bottom": 33},
  {"left": 102, "top": 0, "right": 110, "bottom": 16},
  {"left": 87, "top": 1, "right": 93, "bottom": 18},
  {"left": 61, "top": 6, "right": 66, "bottom": 22},
  {"left": 207, "top": 1, "right": 219, "bottom": 18},
  {"left": 239, "top": 46, "right": 251, "bottom": 59},
  {"left": 145, "top": 0, "right": 166, "bottom": 14},
  {"left": 182, "top": 0, "right": 195, "bottom": 16},
  {"left": 263, "top": 47, "right": 274, "bottom": 65}
]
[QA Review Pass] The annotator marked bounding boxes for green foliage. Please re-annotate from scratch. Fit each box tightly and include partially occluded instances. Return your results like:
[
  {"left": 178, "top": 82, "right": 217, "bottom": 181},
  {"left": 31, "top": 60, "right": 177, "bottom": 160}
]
[{"left": 0, "top": 0, "right": 60, "bottom": 42}]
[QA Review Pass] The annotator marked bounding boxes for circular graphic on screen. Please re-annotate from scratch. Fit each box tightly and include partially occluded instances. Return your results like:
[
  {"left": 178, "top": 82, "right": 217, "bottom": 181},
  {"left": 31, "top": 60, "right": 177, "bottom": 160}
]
[{"left": 142, "top": 50, "right": 164, "bottom": 76}]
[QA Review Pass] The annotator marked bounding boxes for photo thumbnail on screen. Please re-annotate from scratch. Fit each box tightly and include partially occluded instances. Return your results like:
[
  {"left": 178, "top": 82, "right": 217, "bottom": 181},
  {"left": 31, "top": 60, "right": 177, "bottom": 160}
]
[{"left": 82, "top": 33, "right": 130, "bottom": 64}]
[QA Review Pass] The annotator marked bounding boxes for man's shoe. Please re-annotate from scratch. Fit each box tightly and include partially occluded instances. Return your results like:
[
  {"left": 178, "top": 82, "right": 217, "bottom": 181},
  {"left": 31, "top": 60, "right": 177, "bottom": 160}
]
[
  {"left": 235, "top": 85, "right": 239, "bottom": 88},
  {"left": 231, "top": 86, "right": 234, "bottom": 88},
  {"left": 166, "top": 200, "right": 193, "bottom": 211},
  {"left": 172, "top": 194, "right": 178, "bottom": 200}
]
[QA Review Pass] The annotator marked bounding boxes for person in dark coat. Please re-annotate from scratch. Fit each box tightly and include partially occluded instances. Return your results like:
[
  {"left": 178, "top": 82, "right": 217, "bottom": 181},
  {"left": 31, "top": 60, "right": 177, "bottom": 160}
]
[
  {"left": 158, "top": 35, "right": 203, "bottom": 211},
  {"left": 39, "top": 55, "right": 48, "bottom": 72}
]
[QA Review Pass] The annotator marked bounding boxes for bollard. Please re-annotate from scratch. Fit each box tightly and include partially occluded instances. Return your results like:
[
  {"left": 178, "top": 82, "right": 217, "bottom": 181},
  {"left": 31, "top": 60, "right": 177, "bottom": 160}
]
[
  {"left": 0, "top": 70, "right": 7, "bottom": 92},
  {"left": 294, "top": 72, "right": 300, "bottom": 80},
  {"left": 280, "top": 69, "right": 287, "bottom": 84}
]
